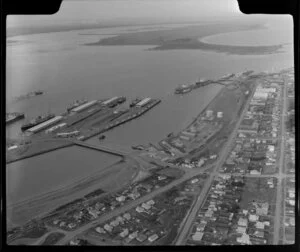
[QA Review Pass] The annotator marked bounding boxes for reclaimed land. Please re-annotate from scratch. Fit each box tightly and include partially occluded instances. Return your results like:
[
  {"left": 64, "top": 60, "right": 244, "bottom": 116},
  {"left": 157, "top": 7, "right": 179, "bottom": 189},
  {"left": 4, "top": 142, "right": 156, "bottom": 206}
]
[
  {"left": 7, "top": 158, "right": 139, "bottom": 228},
  {"left": 6, "top": 139, "right": 74, "bottom": 164},
  {"left": 86, "top": 22, "right": 284, "bottom": 55}
]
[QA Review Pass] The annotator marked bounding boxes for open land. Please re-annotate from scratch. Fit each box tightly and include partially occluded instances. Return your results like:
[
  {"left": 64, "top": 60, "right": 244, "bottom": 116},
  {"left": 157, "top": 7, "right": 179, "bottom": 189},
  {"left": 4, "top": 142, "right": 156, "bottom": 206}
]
[{"left": 86, "top": 22, "right": 284, "bottom": 55}]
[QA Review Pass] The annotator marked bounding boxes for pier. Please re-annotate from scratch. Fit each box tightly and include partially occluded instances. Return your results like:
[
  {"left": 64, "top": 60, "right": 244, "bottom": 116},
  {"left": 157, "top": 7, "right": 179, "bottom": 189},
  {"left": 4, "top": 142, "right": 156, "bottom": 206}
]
[{"left": 72, "top": 140, "right": 129, "bottom": 157}]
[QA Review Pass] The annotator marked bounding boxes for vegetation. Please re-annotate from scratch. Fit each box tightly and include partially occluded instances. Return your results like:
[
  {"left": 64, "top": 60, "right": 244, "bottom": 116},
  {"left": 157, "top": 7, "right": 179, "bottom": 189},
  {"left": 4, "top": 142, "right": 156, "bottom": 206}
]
[
  {"left": 41, "top": 232, "right": 65, "bottom": 245},
  {"left": 19, "top": 225, "right": 48, "bottom": 239},
  {"left": 286, "top": 115, "right": 295, "bottom": 133},
  {"left": 84, "top": 188, "right": 105, "bottom": 199},
  {"left": 54, "top": 198, "right": 84, "bottom": 212}
]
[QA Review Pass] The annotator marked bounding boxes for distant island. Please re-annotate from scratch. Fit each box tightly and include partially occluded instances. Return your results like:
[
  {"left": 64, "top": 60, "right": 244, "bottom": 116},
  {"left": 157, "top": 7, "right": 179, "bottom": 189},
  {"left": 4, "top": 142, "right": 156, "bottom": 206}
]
[{"left": 85, "top": 22, "right": 284, "bottom": 55}]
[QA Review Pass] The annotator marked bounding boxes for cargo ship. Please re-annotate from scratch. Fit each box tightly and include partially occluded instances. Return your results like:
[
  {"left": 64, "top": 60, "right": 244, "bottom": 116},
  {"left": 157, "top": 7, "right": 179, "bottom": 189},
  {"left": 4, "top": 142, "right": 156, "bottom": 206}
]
[
  {"left": 67, "top": 99, "right": 88, "bottom": 112},
  {"left": 175, "top": 79, "right": 210, "bottom": 95},
  {"left": 6, "top": 112, "right": 25, "bottom": 124},
  {"left": 175, "top": 84, "right": 192, "bottom": 94},
  {"left": 34, "top": 90, "right": 44, "bottom": 95},
  {"left": 21, "top": 113, "right": 55, "bottom": 131},
  {"left": 129, "top": 97, "right": 142, "bottom": 107}
]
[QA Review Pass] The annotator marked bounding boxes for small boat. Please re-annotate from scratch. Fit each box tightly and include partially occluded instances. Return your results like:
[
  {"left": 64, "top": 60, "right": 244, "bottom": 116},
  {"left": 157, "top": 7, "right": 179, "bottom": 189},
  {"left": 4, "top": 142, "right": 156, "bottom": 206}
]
[
  {"left": 167, "top": 132, "right": 174, "bottom": 138},
  {"left": 132, "top": 145, "right": 144, "bottom": 150},
  {"left": 99, "top": 135, "right": 106, "bottom": 140}
]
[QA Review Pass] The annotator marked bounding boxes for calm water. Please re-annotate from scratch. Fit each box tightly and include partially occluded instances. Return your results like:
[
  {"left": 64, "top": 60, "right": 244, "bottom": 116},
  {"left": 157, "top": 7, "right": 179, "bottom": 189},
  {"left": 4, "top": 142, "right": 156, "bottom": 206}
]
[
  {"left": 6, "top": 23, "right": 293, "bottom": 203},
  {"left": 6, "top": 146, "right": 120, "bottom": 205}
]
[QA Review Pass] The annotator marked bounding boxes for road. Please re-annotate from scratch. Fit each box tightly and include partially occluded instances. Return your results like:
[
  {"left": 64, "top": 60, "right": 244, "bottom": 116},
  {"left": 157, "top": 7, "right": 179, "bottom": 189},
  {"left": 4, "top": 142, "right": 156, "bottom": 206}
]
[
  {"left": 273, "top": 76, "right": 288, "bottom": 244},
  {"left": 55, "top": 166, "right": 212, "bottom": 245},
  {"left": 175, "top": 80, "right": 258, "bottom": 245}
]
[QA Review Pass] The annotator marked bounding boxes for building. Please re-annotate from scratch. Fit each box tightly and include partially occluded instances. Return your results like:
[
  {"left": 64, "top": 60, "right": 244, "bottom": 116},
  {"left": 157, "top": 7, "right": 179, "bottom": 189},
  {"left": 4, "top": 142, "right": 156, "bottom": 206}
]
[
  {"left": 123, "top": 213, "right": 131, "bottom": 220},
  {"left": 146, "top": 200, "right": 155, "bottom": 205},
  {"left": 119, "top": 228, "right": 129, "bottom": 238},
  {"left": 237, "top": 233, "right": 251, "bottom": 244},
  {"left": 238, "top": 218, "right": 248, "bottom": 227},
  {"left": 217, "top": 111, "right": 223, "bottom": 118},
  {"left": 192, "top": 232, "right": 204, "bottom": 241},
  {"left": 148, "top": 234, "right": 159, "bottom": 242},
  {"left": 27, "top": 116, "right": 63, "bottom": 133},
  {"left": 249, "top": 214, "right": 259, "bottom": 222},
  {"left": 137, "top": 233, "right": 148, "bottom": 242},
  {"left": 136, "top": 206, "right": 144, "bottom": 213},
  {"left": 45, "top": 122, "right": 67, "bottom": 133},
  {"left": 95, "top": 227, "right": 106, "bottom": 234},
  {"left": 141, "top": 203, "right": 151, "bottom": 210},
  {"left": 104, "top": 224, "right": 113, "bottom": 232},
  {"left": 102, "top": 97, "right": 118, "bottom": 106},
  {"left": 71, "top": 100, "right": 97, "bottom": 113},
  {"left": 136, "top": 98, "right": 151, "bottom": 107},
  {"left": 206, "top": 110, "right": 213, "bottom": 118},
  {"left": 116, "top": 196, "right": 126, "bottom": 202}
]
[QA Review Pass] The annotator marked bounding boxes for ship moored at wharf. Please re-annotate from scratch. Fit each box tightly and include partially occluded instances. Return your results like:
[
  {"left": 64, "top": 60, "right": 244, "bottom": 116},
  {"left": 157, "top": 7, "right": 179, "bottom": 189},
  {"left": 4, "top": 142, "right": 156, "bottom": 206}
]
[
  {"left": 175, "top": 79, "right": 211, "bottom": 95},
  {"left": 21, "top": 113, "right": 55, "bottom": 131},
  {"left": 6, "top": 113, "right": 25, "bottom": 124},
  {"left": 67, "top": 99, "right": 88, "bottom": 112}
]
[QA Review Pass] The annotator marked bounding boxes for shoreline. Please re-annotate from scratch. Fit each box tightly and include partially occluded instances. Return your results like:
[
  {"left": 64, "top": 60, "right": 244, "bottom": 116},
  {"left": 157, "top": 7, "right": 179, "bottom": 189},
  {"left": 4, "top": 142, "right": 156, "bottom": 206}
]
[
  {"left": 6, "top": 141, "right": 74, "bottom": 164},
  {"left": 7, "top": 157, "right": 138, "bottom": 227},
  {"left": 86, "top": 23, "right": 285, "bottom": 55}
]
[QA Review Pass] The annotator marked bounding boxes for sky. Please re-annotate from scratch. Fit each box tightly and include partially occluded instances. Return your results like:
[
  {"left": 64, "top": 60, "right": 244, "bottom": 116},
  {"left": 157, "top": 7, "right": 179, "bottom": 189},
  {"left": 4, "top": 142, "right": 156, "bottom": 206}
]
[{"left": 7, "top": 0, "right": 244, "bottom": 28}]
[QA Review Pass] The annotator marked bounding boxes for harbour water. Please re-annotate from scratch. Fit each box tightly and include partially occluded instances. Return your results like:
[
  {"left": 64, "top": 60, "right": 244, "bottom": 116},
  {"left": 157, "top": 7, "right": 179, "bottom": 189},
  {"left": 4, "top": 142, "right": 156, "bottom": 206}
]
[
  {"left": 6, "top": 146, "right": 121, "bottom": 205},
  {"left": 6, "top": 20, "right": 293, "bottom": 204}
]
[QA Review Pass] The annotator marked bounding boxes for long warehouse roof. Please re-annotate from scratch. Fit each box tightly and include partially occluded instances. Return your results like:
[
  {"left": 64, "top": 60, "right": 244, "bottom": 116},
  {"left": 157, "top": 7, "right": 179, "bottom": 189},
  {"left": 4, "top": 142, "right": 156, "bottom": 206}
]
[
  {"left": 136, "top": 97, "right": 151, "bottom": 106},
  {"left": 28, "top": 116, "right": 63, "bottom": 132},
  {"left": 71, "top": 100, "right": 97, "bottom": 112},
  {"left": 102, "top": 96, "right": 118, "bottom": 105}
]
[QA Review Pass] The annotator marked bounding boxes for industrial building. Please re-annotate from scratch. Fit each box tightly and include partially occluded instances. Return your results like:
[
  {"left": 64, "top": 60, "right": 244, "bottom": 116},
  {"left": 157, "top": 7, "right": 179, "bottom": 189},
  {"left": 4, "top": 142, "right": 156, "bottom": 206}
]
[
  {"left": 136, "top": 98, "right": 151, "bottom": 107},
  {"left": 102, "top": 96, "right": 126, "bottom": 108},
  {"left": 102, "top": 97, "right": 118, "bottom": 106},
  {"left": 71, "top": 100, "right": 98, "bottom": 113},
  {"left": 45, "top": 123, "right": 67, "bottom": 134},
  {"left": 27, "top": 116, "right": 63, "bottom": 133}
]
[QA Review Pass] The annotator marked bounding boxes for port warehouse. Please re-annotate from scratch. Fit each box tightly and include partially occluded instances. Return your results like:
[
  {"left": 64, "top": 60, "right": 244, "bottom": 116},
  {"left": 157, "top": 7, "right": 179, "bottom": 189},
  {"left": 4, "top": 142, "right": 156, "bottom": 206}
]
[
  {"left": 66, "top": 106, "right": 104, "bottom": 126},
  {"left": 27, "top": 116, "right": 63, "bottom": 133},
  {"left": 71, "top": 100, "right": 98, "bottom": 113},
  {"left": 102, "top": 96, "right": 119, "bottom": 106},
  {"left": 66, "top": 97, "right": 125, "bottom": 126},
  {"left": 45, "top": 123, "right": 67, "bottom": 134},
  {"left": 25, "top": 96, "right": 152, "bottom": 134},
  {"left": 102, "top": 96, "right": 126, "bottom": 107},
  {"left": 136, "top": 98, "right": 151, "bottom": 107}
]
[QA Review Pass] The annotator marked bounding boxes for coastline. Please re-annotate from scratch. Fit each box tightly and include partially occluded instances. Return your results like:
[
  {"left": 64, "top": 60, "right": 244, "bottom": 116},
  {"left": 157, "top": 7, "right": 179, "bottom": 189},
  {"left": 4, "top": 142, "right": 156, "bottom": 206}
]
[
  {"left": 6, "top": 80, "right": 224, "bottom": 229},
  {"left": 86, "top": 22, "right": 284, "bottom": 55},
  {"left": 7, "top": 157, "right": 138, "bottom": 227}
]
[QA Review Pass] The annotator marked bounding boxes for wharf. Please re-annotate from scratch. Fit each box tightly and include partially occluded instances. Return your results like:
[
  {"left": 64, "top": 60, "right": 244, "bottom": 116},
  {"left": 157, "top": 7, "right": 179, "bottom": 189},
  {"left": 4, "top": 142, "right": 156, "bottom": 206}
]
[{"left": 79, "top": 99, "right": 161, "bottom": 141}]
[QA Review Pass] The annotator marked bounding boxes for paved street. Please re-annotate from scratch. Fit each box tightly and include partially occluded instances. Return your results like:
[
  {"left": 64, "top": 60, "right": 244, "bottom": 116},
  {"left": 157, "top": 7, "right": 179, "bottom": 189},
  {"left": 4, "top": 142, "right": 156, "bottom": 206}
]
[
  {"left": 55, "top": 166, "right": 212, "bottom": 245},
  {"left": 175, "top": 80, "right": 258, "bottom": 245},
  {"left": 273, "top": 77, "right": 288, "bottom": 244}
]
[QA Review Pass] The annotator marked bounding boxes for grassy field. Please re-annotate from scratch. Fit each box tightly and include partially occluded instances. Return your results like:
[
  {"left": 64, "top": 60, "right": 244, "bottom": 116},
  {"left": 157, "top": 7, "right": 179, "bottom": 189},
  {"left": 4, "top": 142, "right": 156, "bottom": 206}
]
[
  {"left": 239, "top": 177, "right": 277, "bottom": 209},
  {"left": 41, "top": 232, "right": 65, "bottom": 245},
  {"left": 87, "top": 22, "right": 283, "bottom": 55}
]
